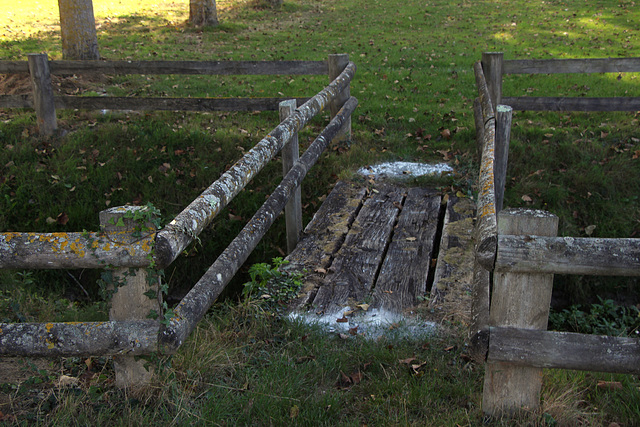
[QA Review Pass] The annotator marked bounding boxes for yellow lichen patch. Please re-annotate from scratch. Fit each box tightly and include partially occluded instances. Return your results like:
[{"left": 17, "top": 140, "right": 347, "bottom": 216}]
[
  {"left": 68, "top": 240, "right": 86, "bottom": 257},
  {"left": 46, "top": 339, "right": 55, "bottom": 350},
  {"left": 140, "top": 236, "right": 155, "bottom": 253},
  {"left": 2, "top": 232, "right": 20, "bottom": 242}
]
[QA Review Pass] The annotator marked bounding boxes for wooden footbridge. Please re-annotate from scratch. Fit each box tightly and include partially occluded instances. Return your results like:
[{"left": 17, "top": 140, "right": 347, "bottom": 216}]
[
  {"left": 0, "top": 54, "right": 476, "bottom": 390},
  {"left": 285, "top": 180, "right": 475, "bottom": 323}
]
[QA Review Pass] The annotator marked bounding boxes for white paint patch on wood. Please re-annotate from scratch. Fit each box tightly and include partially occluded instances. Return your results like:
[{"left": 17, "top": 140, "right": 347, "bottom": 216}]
[
  {"left": 357, "top": 162, "right": 453, "bottom": 180},
  {"left": 288, "top": 308, "right": 437, "bottom": 341}
]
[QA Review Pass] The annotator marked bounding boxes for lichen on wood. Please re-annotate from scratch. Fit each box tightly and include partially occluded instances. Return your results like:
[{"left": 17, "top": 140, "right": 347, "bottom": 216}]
[
  {"left": 0, "top": 320, "right": 160, "bottom": 357},
  {"left": 154, "top": 62, "right": 356, "bottom": 269},
  {"left": 160, "top": 96, "right": 358, "bottom": 351},
  {"left": 0, "top": 231, "right": 153, "bottom": 269}
]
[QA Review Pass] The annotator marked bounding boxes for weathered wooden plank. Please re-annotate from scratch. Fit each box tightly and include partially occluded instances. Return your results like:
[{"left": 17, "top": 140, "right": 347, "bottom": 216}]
[
  {"left": 311, "top": 186, "right": 404, "bottom": 315},
  {"left": 494, "top": 105, "right": 512, "bottom": 213},
  {"left": 55, "top": 96, "right": 312, "bottom": 112},
  {"left": 482, "top": 52, "right": 503, "bottom": 108},
  {"left": 0, "top": 61, "right": 29, "bottom": 73},
  {"left": 372, "top": 189, "right": 440, "bottom": 312},
  {"left": 0, "top": 231, "right": 153, "bottom": 269},
  {"left": 502, "top": 96, "right": 640, "bottom": 112},
  {"left": 28, "top": 54, "right": 57, "bottom": 135},
  {"left": 504, "top": 57, "right": 640, "bottom": 75},
  {"left": 0, "top": 94, "right": 33, "bottom": 108},
  {"left": 287, "top": 181, "right": 367, "bottom": 269},
  {"left": 496, "top": 235, "right": 640, "bottom": 276},
  {"left": 489, "top": 327, "right": 640, "bottom": 375},
  {"left": 285, "top": 181, "right": 367, "bottom": 309},
  {"left": 428, "top": 197, "right": 475, "bottom": 322},
  {"left": 46, "top": 60, "right": 328, "bottom": 76}
]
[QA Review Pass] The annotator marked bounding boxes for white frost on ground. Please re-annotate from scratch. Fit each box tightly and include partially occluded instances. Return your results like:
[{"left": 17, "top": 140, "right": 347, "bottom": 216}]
[
  {"left": 289, "top": 307, "right": 438, "bottom": 341},
  {"left": 357, "top": 161, "right": 453, "bottom": 180}
]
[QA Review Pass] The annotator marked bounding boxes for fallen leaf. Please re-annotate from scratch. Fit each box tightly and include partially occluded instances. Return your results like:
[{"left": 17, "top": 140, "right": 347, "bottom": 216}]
[
  {"left": 290, "top": 405, "right": 299, "bottom": 419},
  {"left": 399, "top": 357, "right": 417, "bottom": 365},
  {"left": 585, "top": 225, "right": 596, "bottom": 236},
  {"left": 350, "top": 371, "right": 364, "bottom": 384},
  {"left": 411, "top": 361, "right": 427, "bottom": 375},
  {"left": 441, "top": 129, "right": 451, "bottom": 139},
  {"left": 521, "top": 195, "right": 533, "bottom": 202},
  {"left": 336, "top": 316, "right": 349, "bottom": 323},
  {"left": 597, "top": 381, "right": 623, "bottom": 390},
  {"left": 349, "top": 326, "right": 358, "bottom": 335},
  {"left": 406, "top": 237, "right": 417, "bottom": 242},
  {"left": 356, "top": 303, "right": 370, "bottom": 311},
  {"left": 56, "top": 375, "right": 79, "bottom": 388},
  {"left": 314, "top": 267, "right": 327, "bottom": 274},
  {"left": 56, "top": 212, "right": 69, "bottom": 225}
]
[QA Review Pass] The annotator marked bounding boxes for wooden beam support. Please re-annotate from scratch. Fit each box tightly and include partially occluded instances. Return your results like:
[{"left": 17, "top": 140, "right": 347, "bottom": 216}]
[
  {"left": 489, "top": 327, "right": 640, "bottom": 375},
  {"left": 482, "top": 208, "right": 558, "bottom": 417},
  {"left": 496, "top": 235, "right": 640, "bottom": 276},
  {"left": 27, "top": 53, "right": 57, "bottom": 136},
  {"left": 279, "top": 99, "right": 303, "bottom": 254}
]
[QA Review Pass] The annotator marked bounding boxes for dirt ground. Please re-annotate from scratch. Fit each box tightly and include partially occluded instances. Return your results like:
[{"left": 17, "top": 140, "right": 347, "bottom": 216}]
[{"left": 0, "top": 73, "right": 109, "bottom": 96}]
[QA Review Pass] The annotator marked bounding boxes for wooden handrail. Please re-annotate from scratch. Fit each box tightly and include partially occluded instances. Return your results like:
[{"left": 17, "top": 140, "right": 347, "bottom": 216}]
[{"left": 154, "top": 60, "right": 356, "bottom": 269}]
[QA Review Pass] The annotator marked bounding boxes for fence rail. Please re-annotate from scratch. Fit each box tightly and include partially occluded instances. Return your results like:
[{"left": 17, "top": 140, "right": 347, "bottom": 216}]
[
  {"left": 0, "top": 54, "right": 338, "bottom": 135},
  {"left": 472, "top": 52, "right": 640, "bottom": 418},
  {"left": 0, "top": 59, "right": 328, "bottom": 75},
  {"left": 0, "top": 54, "right": 356, "bottom": 388},
  {"left": 481, "top": 52, "right": 640, "bottom": 112}
]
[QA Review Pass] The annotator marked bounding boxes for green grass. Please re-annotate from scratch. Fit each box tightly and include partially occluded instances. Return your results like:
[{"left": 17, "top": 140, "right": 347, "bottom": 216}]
[
  {"left": 3, "top": 304, "right": 639, "bottom": 425},
  {"left": 1, "top": 0, "right": 640, "bottom": 423}
]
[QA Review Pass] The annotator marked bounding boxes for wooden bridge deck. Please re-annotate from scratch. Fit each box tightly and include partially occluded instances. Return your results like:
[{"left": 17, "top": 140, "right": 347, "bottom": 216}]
[{"left": 286, "top": 181, "right": 476, "bottom": 324}]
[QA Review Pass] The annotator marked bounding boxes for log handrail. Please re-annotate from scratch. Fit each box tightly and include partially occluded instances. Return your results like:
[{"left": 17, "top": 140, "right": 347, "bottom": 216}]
[
  {"left": 0, "top": 56, "right": 357, "bottom": 386},
  {"left": 154, "top": 61, "right": 356, "bottom": 269}
]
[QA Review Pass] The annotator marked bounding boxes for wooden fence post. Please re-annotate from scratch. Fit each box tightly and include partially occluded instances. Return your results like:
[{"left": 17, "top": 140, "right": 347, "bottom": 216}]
[
  {"left": 279, "top": 99, "right": 303, "bottom": 253},
  {"left": 482, "top": 208, "right": 558, "bottom": 417},
  {"left": 494, "top": 105, "right": 513, "bottom": 213},
  {"left": 482, "top": 52, "right": 503, "bottom": 111},
  {"left": 328, "top": 54, "right": 351, "bottom": 142},
  {"left": 27, "top": 53, "right": 57, "bottom": 136},
  {"left": 99, "top": 206, "right": 160, "bottom": 388}
]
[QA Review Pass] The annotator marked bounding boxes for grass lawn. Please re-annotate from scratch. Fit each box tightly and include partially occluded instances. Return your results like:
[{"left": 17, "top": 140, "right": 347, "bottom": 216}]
[{"left": 1, "top": 0, "right": 639, "bottom": 424}]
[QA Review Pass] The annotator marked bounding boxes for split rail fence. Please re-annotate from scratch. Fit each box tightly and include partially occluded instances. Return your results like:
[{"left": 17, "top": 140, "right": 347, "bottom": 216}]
[
  {"left": 0, "top": 53, "right": 349, "bottom": 137},
  {"left": 470, "top": 52, "right": 640, "bottom": 417},
  {"left": 0, "top": 54, "right": 356, "bottom": 388}
]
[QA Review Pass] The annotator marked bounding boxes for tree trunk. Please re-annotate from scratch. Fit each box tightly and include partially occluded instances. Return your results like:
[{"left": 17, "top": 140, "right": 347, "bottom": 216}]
[
  {"left": 189, "top": 0, "right": 219, "bottom": 27},
  {"left": 58, "top": 0, "right": 100, "bottom": 60}
]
